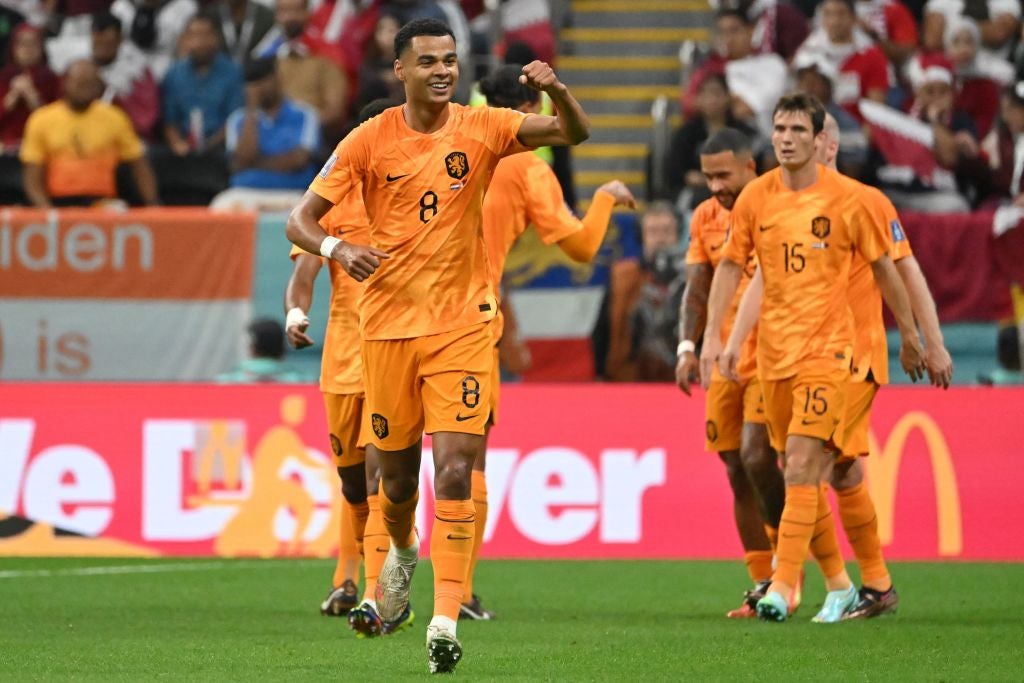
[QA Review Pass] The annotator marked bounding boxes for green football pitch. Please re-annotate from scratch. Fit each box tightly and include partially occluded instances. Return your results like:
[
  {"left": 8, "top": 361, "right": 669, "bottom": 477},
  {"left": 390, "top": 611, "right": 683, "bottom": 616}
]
[{"left": 1, "top": 558, "right": 1021, "bottom": 680}]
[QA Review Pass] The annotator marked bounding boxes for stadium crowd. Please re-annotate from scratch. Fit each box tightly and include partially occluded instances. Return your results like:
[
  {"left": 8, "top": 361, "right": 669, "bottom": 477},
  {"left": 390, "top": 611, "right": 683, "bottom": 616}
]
[{"left": 0, "top": 0, "right": 558, "bottom": 206}]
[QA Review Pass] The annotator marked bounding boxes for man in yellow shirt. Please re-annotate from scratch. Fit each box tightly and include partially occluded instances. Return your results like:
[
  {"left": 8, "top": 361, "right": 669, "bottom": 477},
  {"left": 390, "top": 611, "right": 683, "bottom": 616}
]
[{"left": 20, "top": 59, "right": 158, "bottom": 207}]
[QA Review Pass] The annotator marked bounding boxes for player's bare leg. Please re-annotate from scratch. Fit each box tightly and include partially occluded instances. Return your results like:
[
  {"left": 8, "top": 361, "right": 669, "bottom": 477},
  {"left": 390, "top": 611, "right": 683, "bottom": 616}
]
[
  {"left": 424, "top": 431, "right": 480, "bottom": 673},
  {"left": 719, "top": 449, "right": 772, "bottom": 618},
  {"left": 832, "top": 458, "right": 899, "bottom": 619},
  {"left": 461, "top": 438, "right": 495, "bottom": 620},
  {"left": 757, "top": 435, "right": 852, "bottom": 621}
]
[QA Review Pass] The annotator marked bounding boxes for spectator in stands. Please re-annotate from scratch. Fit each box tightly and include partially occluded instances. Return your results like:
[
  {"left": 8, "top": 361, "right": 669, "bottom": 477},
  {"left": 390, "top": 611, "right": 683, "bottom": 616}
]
[
  {"left": 216, "top": 318, "right": 305, "bottom": 383},
  {"left": 666, "top": 74, "right": 761, "bottom": 210},
  {"left": 20, "top": 58, "right": 158, "bottom": 207},
  {"left": 945, "top": 15, "right": 1014, "bottom": 138},
  {"left": 0, "top": 24, "right": 59, "bottom": 151},
  {"left": 356, "top": 10, "right": 403, "bottom": 107},
  {"left": 0, "top": 2, "right": 30, "bottom": 61},
  {"left": 91, "top": 9, "right": 159, "bottom": 139},
  {"left": 923, "top": 0, "right": 1020, "bottom": 59},
  {"left": 604, "top": 202, "right": 683, "bottom": 383},
  {"left": 44, "top": 0, "right": 117, "bottom": 74},
  {"left": 214, "top": 0, "right": 274, "bottom": 64},
  {"left": 792, "top": 52, "right": 868, "bottom": 174},
  {"left": 793, "top": 0, "right": 888, "bottom": 122},
  {"left": 981, "top": 81, "right": 1024, "bottom": 200},
  {"left": 709, "top": 0, "right": 809, "bottom": 62},
  {"left": 162, "top": 13, "right": 243, "bottom": 156},
  {"left": 225, "top": 57, "right": 319, "bottom": 190},
  {"left": 683, "top": 8, "right": 787, "bottom": 135},
  {"left": 255, "top": 0, "right": 347, "bottom": 138},
  {"left": 869, "top": 55, "right": 985, "bottom": 212},
  {"left": 110, "top": 0, "right": 198, "bottom": 80},
  {"left": 307, "top": 0, "right": 379, "bottom": 101},
  {"left": 496, "top": 0, "right": 555, "bottom": 66},
  {"left": 854, "top": 0, "right": 919, "bottom": 66}
]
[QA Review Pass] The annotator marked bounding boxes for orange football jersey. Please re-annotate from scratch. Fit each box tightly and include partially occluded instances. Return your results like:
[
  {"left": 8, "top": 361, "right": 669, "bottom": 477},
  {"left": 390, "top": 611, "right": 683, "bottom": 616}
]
[
  {"left": 722, "top": 165, "right": 890, "bottom": 380},
  {"left": 846, "top": 184, "right": 914, "bottom": 385},
  {"left": 309, "top": 103, "right": 531, "bottom": 340},
  {"left": 686, "top": 196, "right": 758, "bottom": 381},
  {"left": 289, "top": 188, "right": 369, "bottom": 394},
  {"left": 482, "top": 150, "right": 583, "bottom": 342}
]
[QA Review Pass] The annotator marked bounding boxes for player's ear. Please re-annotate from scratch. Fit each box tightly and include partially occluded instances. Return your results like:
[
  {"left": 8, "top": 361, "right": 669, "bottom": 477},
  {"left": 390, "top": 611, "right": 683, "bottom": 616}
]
[{"left": 394, "top": 58, "right": 405, "bottom": 83}]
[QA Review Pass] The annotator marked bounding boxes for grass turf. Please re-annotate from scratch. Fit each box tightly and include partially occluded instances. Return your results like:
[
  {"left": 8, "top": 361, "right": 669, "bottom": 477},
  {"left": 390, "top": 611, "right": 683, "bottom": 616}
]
[{"left": 0, "top": 558, "right": 1021, "bottom": 680}]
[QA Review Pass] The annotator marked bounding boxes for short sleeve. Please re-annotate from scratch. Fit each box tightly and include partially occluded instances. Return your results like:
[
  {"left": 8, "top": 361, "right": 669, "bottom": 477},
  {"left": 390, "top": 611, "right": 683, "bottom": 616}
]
[
  {"left": 721, "top": 190, "right": 755, "bottom": 267},
  {"left": 289, "top": 242, "right": 323, "bottom": 262},
  {"left": 308, "top": 123, "right": 370, "bottom": 205},
  {"left": 19, "top": 111, "right": 46, "bottom": 164},
  {"left": 849, "top": 193, "right": 890, "bottom": 263},
  {"left": 523, "top": 158, "right": 581, "bottom": 244},
  {"left": 481, "top": 106, "right": 531, "bottom": 158},
  {"left": 685, "top": 202, "right": 711, "bottom": 265},
  {"left": 114, "top": 109, "right": 143, "bottom": 161}
]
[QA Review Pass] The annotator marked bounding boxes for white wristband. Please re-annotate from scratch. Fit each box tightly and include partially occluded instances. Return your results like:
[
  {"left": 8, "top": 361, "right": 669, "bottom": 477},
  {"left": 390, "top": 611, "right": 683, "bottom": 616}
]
[
  {"left": 319, "top": 236, "right": 341, "bottom": 258},
  {"left": 286, "top": 307, "right": 308, "bottom": 330},
  {"left": 677, "top": 340, "right": 696, "bottom": 356}
]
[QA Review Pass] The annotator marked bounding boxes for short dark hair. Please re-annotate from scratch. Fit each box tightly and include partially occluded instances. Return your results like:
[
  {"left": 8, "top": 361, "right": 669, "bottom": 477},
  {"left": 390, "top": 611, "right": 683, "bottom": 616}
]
[
  {"left": 357, "top": 97, "right": 398, "bottom": 124},
  {"left": 479, "top": 64, "right": 539, "bottom": 109},
  {"left": 504, "top": 41, "right": 537, "bottom": 66},
  {"left": 248, "top": 319, "right": 285, "bottom": 359},
  {"left": 91, "top": 9, "right": 121, "bottom": 34},
  {"left": 716, "top": 8, "right": 752, "bottom": 25},
  {"left": 700, "top": 127, "right": 753, "bottom": 156},
  {"left": 823, "top": 0, "right": 856, "bottom": 13},
  {"left": 772, "top": 92, "right": 826, "bottom": 134},
  {"left": 394, "top": 18, "right": 454, "bottom": 61}
]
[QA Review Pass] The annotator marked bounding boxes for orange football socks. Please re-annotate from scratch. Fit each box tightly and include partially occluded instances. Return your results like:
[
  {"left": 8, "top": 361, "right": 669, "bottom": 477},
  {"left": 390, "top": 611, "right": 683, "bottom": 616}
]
[{"left": 432, "top": 499, "right": 476, "bottom": 621}]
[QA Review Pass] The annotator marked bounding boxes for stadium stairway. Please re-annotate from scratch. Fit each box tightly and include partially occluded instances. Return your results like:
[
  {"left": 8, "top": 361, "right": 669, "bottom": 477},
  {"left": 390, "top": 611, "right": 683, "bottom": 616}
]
[{"left": 558, "top": 0, "right": 712, "bottom": 209}]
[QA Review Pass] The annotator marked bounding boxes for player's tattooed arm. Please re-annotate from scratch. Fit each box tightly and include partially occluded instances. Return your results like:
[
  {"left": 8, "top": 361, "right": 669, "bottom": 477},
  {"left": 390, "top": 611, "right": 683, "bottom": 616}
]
[
  {"left": 871, "top": 254, "right": 926, "bottom": 382},
  {"left": 675, "top": 263, "right": 712, "bottom": 395},
  {"left": 517, "top": 60, "right": 590, "bottom": 147},
  {"left": 895, "top": 255, "right": 953, "bottom": 389}
]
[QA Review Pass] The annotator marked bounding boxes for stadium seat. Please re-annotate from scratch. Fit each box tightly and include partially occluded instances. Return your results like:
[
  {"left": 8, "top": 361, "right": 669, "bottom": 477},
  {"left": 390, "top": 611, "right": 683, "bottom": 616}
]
[
  {"left": 148, "top": 148, "right": 230, "bottom": 206},
  {"left": 0, "top": 155, "right": 26, "bottom": 205}
]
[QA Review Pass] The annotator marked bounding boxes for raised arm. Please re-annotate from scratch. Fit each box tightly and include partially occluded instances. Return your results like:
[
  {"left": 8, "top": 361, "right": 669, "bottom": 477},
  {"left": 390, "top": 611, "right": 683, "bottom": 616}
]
[
  {"left": 871, "top": 254, "right": 925, "bottom": 381},
  {"left": 515, "top": 60, "right": 590, "bottom": 148},
  {"left": 557, "top": 181, "right": 636, "bottom": 262},
  {"left": 895, "top": 255, "right": 953, "bottom": 388}
]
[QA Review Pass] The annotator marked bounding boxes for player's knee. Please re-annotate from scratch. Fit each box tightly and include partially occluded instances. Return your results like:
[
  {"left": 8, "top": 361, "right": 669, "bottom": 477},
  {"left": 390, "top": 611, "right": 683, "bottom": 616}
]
[
  {"left": 338, "top": 463, "right": 368, "bottom": 503},
  {"left": 717, "top": 450, "right": 748, "bottom": 493},
  {"left": 365, "top": 468, "right": 382, "bottom": 496},
  {"left": 783, "top": 439, "right": 824, "bottom": 485},
  {"left": 830, "top": 458, "right": 863, "bottom": 491},
  {"left": 434, "top": 457, "right": 474, "bottom": 500},
  {"left": 381, "top": 473, "right": 419, "bottom": 503}
]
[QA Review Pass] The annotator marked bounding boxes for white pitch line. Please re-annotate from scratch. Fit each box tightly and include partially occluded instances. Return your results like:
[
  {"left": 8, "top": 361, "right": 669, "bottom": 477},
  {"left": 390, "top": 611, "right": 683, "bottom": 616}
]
[{"left": 0, "top": 559, "right": 325, "bottom": 579}]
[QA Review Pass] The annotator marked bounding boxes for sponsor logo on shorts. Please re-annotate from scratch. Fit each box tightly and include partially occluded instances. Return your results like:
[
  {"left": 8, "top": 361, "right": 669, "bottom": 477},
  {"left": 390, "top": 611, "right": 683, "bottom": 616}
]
[
  {"left": 329, "top": 434, "right": 342, "bottom": 456},
  {"left": 705, "top": 419, "right": 719, "bottom": 443},
  {"left": 371, "top": 413, "right": 389, "bottom": 440},
  {"left": 455, "top": 413, "right": 477, "bottom": 422}
]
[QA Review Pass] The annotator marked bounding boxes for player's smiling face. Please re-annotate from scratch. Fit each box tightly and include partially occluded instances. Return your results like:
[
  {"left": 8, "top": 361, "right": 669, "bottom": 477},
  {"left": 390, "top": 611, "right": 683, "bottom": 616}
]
[
  {"left": 771, "top": 110, "right": 818, "bottom": 171},
  {"left": 395, "top": 35, "right": 459, "bottom": 106}
]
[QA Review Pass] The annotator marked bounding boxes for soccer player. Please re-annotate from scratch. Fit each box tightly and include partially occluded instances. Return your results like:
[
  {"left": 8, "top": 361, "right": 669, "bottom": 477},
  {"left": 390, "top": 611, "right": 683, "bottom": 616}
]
[
  {"left": 284, "top": 99, "right": 403, "bottom": 629},
  {"left": 285, "top": 18, "right": 591, "bottom": 673},
  {"left": 721, "top": 112, "right": 953, "bottom": 621},
  {"left": 674, "top": 127, "right": 787, "bottom": 619},
  {"left": 700, "top": 93, "right": 925, "bottom": 622},
  {"left": 463, "top": 64, "right": 636, "bottom": 620}
]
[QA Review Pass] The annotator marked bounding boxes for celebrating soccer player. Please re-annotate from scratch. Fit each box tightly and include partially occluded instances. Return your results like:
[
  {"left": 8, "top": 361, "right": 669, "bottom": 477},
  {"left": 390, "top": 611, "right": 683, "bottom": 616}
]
[
  {"left": 285, "top": 18, "right": 591, "bottom": 672},
  {"left": 700, "top": 93, "right": 926, "bottom": 622}
]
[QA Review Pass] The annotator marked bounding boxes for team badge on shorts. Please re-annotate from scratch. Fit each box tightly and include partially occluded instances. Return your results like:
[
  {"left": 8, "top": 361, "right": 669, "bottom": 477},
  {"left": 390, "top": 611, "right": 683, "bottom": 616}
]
[
  {"left": 371, "top": 413, "right": 389, "bottom": 440},
  {"left": 705, "top": 419, "right": 719, "bottom": 443},
  {"left": 329, "top": 434, "right": 343, "bottom": 456},
  {"left": 445, "top": 151, "right": 469, "bottom": 179},
  {"left": 811, "top": 215, "right": 831, "bottom": 239}
]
